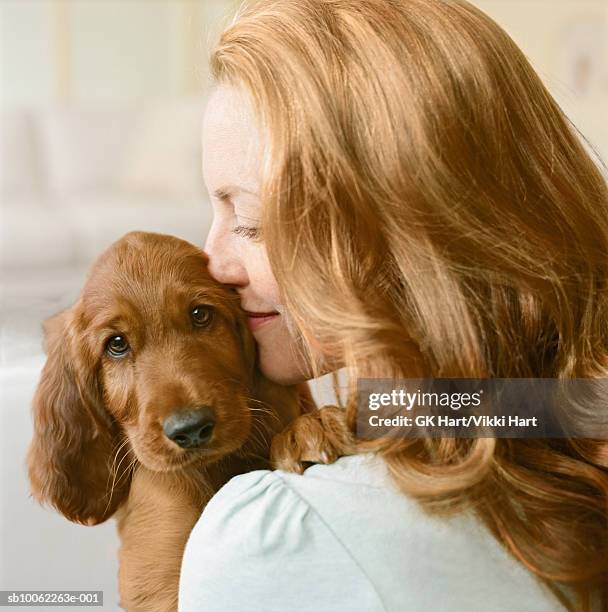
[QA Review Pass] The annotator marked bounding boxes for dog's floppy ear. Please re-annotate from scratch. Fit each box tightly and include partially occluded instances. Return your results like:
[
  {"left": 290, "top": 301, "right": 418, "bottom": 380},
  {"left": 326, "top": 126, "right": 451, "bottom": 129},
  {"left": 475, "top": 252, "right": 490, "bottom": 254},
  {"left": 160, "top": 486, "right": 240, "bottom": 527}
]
[{"left": 27, "top": 306, "right": 131, "bottom": 525}]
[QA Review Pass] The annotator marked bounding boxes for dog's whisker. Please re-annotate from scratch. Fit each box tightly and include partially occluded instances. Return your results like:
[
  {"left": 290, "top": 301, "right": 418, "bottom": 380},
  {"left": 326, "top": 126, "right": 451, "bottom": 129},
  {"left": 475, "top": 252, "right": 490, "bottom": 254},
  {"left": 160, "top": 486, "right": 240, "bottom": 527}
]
[
  {"left": 249, "top": 405, "right": 272, "bottom": 416},
  {"left": 103, "top": 437, "right": 133, "bottom": 517},
  {"left": 113, "top": 456, "right": 138, "bottom": 490},
  {"left": 104, "top": 458, "right": 137, "bottom": 516},
  {"left": 244, "top": 395, "right": 274, "bottom": 412},
  {"left": 105, "top": 436, "right": 130, "bottom": 493},
  {"left": 246, "top": 395, "right": 274, "bottom": 407},
  {"left": 248, "top": 417, "right": 273, "bottom": 452},
  {"left": 111, "top": 440, "right": 133, "bottom": 484},
  {"left": 248, "top": 406, "right": 275, "bottom": 418},
  {"left": 108, "top": 437, "right": 129, "bottom": 475}
]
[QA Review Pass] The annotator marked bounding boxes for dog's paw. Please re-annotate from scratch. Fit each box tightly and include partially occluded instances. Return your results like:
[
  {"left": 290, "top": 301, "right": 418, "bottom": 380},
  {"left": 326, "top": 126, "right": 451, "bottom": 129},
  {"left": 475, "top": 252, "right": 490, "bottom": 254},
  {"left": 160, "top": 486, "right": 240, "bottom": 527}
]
[{"left": 270, "top": 405, "right": 355, "bottom": 474}]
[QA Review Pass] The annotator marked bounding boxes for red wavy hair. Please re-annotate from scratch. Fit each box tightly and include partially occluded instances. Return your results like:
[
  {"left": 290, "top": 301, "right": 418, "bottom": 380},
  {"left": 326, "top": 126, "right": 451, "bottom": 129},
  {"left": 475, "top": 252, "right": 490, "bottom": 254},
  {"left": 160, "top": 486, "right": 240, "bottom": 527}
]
[{"left": 209, "top": 0, "right": 608, "bottom": 609}]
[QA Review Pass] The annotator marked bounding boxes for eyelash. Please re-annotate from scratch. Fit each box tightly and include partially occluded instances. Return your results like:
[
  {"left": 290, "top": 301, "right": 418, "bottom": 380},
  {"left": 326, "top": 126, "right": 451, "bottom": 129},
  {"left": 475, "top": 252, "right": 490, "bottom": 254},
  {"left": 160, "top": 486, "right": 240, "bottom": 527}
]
[{"left": 232, "top": 225, "right": 262, "bottom": 240}]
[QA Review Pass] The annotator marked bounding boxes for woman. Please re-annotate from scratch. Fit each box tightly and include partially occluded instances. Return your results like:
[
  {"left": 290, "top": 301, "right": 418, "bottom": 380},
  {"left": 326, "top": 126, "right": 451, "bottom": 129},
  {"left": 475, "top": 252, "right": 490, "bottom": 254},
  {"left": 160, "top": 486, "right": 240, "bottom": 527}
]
[{"left": 179, "top": 0, "right": 608, "bottom": 610}]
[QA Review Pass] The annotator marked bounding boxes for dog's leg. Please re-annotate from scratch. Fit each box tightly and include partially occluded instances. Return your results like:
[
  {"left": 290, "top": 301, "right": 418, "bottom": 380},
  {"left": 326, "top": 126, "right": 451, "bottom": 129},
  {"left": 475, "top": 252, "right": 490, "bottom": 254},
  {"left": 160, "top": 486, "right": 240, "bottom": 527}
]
[
  {"left": 115, "top": 466, "right": 208, "bottom": 612},
  {"left": 270, "top": 405, "right": 357, "bottom": 474}
]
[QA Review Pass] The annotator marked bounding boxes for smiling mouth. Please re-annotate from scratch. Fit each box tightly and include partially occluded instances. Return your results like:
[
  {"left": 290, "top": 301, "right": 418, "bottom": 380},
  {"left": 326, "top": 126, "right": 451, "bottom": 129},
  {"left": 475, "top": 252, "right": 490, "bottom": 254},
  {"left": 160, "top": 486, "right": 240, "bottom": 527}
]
[
  {"left": 243, "top": 310, "right": 279, "bottom": 317},
  {"left": 245, "top": 311, "right": 279, "bottom": 332}
]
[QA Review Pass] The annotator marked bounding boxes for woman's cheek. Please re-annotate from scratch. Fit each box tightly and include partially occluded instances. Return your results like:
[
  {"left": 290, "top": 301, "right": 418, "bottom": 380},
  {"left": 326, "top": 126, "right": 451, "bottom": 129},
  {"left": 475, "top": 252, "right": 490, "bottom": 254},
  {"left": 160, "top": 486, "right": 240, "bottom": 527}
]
[{"left": 246, "top": 245, "right": 282, "bottom": 305}]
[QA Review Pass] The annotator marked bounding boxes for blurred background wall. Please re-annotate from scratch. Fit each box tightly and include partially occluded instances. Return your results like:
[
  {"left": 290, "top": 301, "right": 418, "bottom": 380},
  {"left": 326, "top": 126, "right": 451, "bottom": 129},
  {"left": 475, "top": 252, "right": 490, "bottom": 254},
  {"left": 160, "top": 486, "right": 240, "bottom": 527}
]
[
  {"left": 1, "top": 2, "right": 243, "bottom": 610},
  {"left": 1, "top": 0, "right": 233, "bottom": 106},
  {"left": 1, "top": 1, "right": 606, "bottom": 610}
]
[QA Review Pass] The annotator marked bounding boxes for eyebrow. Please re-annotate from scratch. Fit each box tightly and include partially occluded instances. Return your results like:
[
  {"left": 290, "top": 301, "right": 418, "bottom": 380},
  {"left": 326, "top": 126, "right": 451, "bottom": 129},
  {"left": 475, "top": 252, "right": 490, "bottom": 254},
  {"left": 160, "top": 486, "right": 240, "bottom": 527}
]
[{"left": 213, "top": 185, "right": 259, "bottom": 200}]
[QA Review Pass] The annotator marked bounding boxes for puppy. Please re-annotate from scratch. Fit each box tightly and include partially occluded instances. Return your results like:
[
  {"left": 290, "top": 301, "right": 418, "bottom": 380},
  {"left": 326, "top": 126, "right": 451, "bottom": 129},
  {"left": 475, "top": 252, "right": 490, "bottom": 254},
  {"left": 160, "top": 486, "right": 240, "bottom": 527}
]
[{"left": 26, "top": 231, "right": 301, "bottom": 611}]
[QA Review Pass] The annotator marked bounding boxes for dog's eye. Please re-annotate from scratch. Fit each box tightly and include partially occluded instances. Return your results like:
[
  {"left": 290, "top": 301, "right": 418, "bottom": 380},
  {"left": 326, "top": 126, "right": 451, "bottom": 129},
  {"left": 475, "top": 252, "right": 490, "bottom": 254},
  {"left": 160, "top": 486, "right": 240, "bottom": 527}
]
[
  {"left": 191, "top": 305, "right": 214, "bottom": 328},
  {"left": 105, "top": 335, "right": 130, "bottom": 358}
]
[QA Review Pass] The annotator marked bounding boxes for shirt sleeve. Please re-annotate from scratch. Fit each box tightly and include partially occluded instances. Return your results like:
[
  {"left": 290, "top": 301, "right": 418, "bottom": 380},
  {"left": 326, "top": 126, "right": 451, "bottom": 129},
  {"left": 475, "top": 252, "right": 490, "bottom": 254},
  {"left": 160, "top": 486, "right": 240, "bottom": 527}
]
[{"left": 177, "top": 469, "right": 385, "bottom": 612}]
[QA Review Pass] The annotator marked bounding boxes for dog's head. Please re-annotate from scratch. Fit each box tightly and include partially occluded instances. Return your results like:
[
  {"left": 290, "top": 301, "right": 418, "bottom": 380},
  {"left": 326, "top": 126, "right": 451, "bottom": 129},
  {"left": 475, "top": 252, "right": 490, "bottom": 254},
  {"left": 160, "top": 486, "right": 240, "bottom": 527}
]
[{"left": 27, "top": 231, "right": 260, "bottom": 525}]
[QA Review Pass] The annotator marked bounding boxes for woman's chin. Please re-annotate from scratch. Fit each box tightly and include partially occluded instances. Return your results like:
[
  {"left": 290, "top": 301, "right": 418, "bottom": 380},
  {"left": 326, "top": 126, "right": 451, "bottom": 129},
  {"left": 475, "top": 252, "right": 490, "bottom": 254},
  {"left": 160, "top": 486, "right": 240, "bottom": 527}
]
[
  {"left": 257, "top": 344, "right": 310, "bottom": 385},
  {"left": 255, "top": 320, "right": 312, "bottom": 385}
]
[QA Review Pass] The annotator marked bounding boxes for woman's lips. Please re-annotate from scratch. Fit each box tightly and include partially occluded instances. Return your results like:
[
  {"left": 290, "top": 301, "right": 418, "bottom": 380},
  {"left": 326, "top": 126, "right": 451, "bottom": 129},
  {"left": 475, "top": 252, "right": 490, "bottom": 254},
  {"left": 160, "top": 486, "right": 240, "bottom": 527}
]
[{"left": 244, "top": 310, "right": 279, "bottom": 332}]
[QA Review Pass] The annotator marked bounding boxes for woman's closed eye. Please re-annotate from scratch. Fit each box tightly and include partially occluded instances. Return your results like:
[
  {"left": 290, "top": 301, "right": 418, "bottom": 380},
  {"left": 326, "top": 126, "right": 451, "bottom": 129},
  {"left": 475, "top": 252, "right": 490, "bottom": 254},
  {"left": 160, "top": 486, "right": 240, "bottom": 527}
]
[
  {"left": 232, "top": 224, "right": 262, "bottom": 241},
  {"left": 211, "top": 194, "right": 263, "bottom": 241}
]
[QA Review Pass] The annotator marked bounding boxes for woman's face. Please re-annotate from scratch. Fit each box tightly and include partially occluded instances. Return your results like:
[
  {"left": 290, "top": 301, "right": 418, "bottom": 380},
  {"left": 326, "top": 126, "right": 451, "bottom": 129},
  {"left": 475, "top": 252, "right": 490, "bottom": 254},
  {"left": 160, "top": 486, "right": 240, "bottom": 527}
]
[{"left": 201, "top": 84, "right": 314, "bottom": 385}]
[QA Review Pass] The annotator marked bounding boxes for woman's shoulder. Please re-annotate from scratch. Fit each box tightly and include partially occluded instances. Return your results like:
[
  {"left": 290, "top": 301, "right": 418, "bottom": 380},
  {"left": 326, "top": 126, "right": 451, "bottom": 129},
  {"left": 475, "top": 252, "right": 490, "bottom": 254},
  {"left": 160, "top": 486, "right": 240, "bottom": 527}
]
[
  {"left": 182, "top": 453, "right": 396, "bottom": 553},
  {"left": 179, "top": 454, "right": 564, "bottom": 612},
  {"left": 199, "top": 452, "right": 395, "bottom": 517},
  {"left": 178, "top": 455, "right": 387, "bottom": 612}
]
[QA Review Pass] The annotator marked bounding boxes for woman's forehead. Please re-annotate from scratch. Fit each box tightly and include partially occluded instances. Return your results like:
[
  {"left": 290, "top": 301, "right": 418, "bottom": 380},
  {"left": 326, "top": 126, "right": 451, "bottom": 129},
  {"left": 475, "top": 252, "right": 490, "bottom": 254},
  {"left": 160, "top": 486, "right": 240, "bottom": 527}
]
[
  {"left": 202, "top": 85, "right": 261, "bottom": 161},
  {"left": 202, "top": 84, "right": 263, "bottom": 194}
]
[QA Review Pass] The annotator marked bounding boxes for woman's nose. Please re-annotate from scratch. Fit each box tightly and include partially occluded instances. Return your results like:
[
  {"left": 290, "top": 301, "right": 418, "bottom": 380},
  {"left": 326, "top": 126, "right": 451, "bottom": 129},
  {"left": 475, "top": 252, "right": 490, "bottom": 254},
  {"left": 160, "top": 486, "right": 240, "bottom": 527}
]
[{"left": 204, "top": 227, "right": 247, "bottom": 286}]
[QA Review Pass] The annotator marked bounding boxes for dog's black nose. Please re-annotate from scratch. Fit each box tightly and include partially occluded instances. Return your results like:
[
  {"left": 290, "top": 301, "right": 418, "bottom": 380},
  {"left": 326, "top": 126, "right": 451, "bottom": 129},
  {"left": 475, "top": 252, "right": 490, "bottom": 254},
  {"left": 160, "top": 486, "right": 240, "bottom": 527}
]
[{"left": 163, "top": 407, "right": 216, "bottom": 449}]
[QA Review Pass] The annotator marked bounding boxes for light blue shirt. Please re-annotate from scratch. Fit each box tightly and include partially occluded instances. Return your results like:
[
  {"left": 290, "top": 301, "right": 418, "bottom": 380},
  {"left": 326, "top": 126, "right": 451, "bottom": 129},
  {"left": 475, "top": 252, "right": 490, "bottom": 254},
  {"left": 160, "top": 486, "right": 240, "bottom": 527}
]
[{"left": 178, "top": 453, "right": 564, "bottom": 611}]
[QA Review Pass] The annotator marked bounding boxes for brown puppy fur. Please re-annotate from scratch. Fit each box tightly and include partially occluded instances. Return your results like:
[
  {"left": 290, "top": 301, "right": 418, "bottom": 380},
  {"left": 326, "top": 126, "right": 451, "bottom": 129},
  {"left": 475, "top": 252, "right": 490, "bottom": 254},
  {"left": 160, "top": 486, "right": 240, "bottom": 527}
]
[
  {"left": 270, "top": 405, "right": 355, "bottom": 474},
  {"left": 26, "top": 231, "right": 301, "bottom": 611}
]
